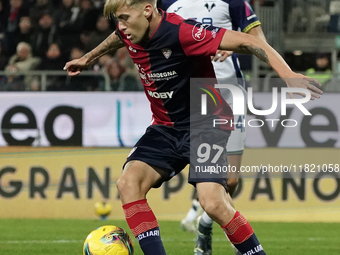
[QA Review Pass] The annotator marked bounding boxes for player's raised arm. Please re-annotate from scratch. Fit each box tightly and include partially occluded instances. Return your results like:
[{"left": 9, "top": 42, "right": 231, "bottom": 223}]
[
  {"left": 218, "top": 30, "right": 323, "bottom": 99},
  {"left": 247, "top": 25, "right": 266, "bottom": 42},
  {"left": 213, "top": 26, "right": 266, "bottom": 62},
  {"left": 63, "top": 32, "right": 124, "bottom": 76}
]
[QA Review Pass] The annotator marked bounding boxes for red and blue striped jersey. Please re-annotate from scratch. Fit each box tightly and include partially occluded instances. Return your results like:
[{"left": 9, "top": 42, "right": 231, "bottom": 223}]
[{"left": 116, "top": 10, "right": 233, "bottom": 129}]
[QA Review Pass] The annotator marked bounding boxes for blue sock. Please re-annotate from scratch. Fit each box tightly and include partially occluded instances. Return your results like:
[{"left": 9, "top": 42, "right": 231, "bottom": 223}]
[
  {"left": 234, "top": 233, "right": 266, "bottom": 255},
  {"left": 136, "top": 227, "right": 166, "bottom": 255}
]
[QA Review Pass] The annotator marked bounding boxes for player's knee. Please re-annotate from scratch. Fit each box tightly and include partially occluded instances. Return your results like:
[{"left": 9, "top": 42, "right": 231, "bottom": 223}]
[
  {"left": 116, "top": 174, "right": 139, "bottom": 197},
  {"left": 199, "top": 197, "right": 223, "bottom": 216},
  {"left": 116, "top": 175, "right": 129, "bottom": 195}
]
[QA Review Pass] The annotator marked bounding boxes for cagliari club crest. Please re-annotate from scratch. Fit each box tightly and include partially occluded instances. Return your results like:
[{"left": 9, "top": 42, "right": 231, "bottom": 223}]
[{"left": 162, "top": 48, "right": 172, "bottom": 59}]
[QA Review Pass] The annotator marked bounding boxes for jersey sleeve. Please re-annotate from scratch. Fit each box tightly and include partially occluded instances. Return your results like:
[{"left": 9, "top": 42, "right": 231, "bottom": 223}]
[
  {"left": 229, "top": 0, "right": 261, "bottom": 33},
  {"left": 179, "top": 19, "right": 226, "bottom": 57}
]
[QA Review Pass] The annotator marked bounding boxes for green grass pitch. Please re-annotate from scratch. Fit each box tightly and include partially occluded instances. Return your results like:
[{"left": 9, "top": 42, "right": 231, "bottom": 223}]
[{"left": 0, "top": 219, "right": 339, "bottom": 255}]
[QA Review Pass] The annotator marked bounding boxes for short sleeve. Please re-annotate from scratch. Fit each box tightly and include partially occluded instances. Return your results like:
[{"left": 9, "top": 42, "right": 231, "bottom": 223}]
[
  {"left": 179, "top": 19, "right": 226, "bottom": 57},
  {"left": 229, "top": 0, "right": 261, "bottom": 33}
]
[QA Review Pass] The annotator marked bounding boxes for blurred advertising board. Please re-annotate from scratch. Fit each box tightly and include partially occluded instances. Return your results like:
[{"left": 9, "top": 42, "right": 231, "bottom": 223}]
[
  {"left": 0, "top": 92, "right": 151, "bottom": 147},
  {"left": 0, "top": 92, "right": 338, "bottom": 147},
  {"left": 0, "top": 147, "right": 339, "bottom": 221}
]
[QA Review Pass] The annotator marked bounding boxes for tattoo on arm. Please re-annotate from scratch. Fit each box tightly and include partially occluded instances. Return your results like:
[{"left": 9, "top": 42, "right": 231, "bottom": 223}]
[
  {"left": 101, "top": 33, "right": 123, "bottom": 53},
  {"left": 85, "top": 33, "right": 124, "bottom": 64},
  {"left": 240, "top": 43, "right": 269, "bottom": 65}
]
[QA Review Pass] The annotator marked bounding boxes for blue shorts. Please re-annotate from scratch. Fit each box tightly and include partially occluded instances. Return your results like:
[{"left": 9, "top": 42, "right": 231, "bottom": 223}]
[{"left": 124, "top": 125, "right": 230, "bottom": 191}]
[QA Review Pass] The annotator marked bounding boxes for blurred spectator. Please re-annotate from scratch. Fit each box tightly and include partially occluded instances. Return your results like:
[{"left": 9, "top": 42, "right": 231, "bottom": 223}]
[
  {"left": 51, "top": 0, "right": 62, "bottom": 9},
  {"left": 287, "top": 0, "right": 330, "bottom": 33},
  {"left": 29, "top": 0, "right": 53, "bottom": 29},
  {"left": 79, "top": 30, "right": 90, "bottom": 49},
  {"left": 40, "top": 42, "right": 67, "bottom": 90},
  {"left": 7, "top": 41, "right": 40, "bottom": 70},
  {"left": 84, "top": 15, "right": 113, "bottom": 52},
  {"left": 116, "top": 47, "right": 141, "bottom": 83},
  {"left": 31, "top": 11, "right": 59, "bottom": 58},
  {"left": 0, "top": 0, "right": 8, "bottom": 34},
  {"left": 0, "top": 42, "right": 8, "bottom": 70},
  {"left": 2, "top": 0, "right": 29, "bottom": 56},
  {"left": 54, "top": 0, "right": 84, "bottom": 54},
  {"left": 65, "top": 45, "right": 98, "bottom": 91},
  {"left": 306, "top": 53, "right": 332, "bottom": 86},
  {"left": 40, "top": 42, "right": 65, "bottom": 70},
  {"left": 92, "top": 54, "right": 113, "bottom": 90},
  {"left": 79, "top": 0, "right": 100, "bottom": 32},
  {"left": 328, "top": 1, "right": 340, "bottom": 33},
  {"left": 93, "top": 54, "right": 112, "bottom": 72},
  {"left": 69, "top": 45, "right": 84, "bottom": 60},
  {"left": 13, "top": 16, "right": 34, "bottom": 47},
  {"left": 92, "top": 0, "right": 104, "bottom": 10},
  {"left": 1, "top": 65, "right": 25, "bottom": 91},
  {"left": 6, "top": 0, "right": 29, "bottom": 32},
  {"left": 6, "top": 41, "right": 41, "bottom": 89},
  {"left": 105, "top": 58, "right": 142, "bottom": 91}
]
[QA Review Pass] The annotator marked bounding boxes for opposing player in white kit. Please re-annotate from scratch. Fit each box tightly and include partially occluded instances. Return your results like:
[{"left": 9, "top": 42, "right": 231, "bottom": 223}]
[{"left": 162, "top": 0, "right": 266, "bottom": 254}]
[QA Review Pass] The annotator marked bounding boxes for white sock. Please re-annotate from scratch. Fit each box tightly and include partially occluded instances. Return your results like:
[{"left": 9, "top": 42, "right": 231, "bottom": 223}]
[
  {"left": 201, "top": 211, "right": 213, "bottom": 226},
  {"left": 184, "top": 199, "right": 200, "bottom": 222}
]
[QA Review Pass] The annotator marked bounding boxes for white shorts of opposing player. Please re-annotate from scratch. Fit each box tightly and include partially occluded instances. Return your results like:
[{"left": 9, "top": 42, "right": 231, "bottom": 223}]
[{"left": 220, "top": 83, "right": 247, "bottom": 155}]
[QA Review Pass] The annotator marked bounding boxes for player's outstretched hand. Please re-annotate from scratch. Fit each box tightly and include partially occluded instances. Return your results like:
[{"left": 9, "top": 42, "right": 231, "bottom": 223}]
[
  {"left": 63, "top": 56, "right": 88, "bottom": 76},
  {"left": 212, "top": 50, "right": 233, "bottom": 62},
  {"left": 284, "top": 72, "right": 323, "bottom": 100}
]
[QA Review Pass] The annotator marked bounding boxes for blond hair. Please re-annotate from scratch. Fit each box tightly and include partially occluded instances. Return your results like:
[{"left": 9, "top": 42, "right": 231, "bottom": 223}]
[{"left": 103, "top": 0, "right": 156, "bottom": 17}]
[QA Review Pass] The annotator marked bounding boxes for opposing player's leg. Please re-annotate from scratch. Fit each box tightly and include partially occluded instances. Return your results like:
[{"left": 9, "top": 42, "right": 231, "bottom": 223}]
[
  {"left": 117, "top": 160, "right": 167, "bottom": 255},
  {"left": 196, "top": 182, "right": 266, "bottom": 255},
  {"left": 180, "top": 193, "right": 203, "bottom": 233},
  {"left": 221, "top": 81, "right": 247, "bottom": 199}
]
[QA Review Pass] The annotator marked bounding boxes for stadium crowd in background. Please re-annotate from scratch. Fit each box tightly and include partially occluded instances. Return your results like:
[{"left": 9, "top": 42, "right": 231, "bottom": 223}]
[
  {"left": 0, "top": 0, "right": 143, "bottom": 91},
  {"left": 0, "top": 0, "right": 338, "bottom": 91}
]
